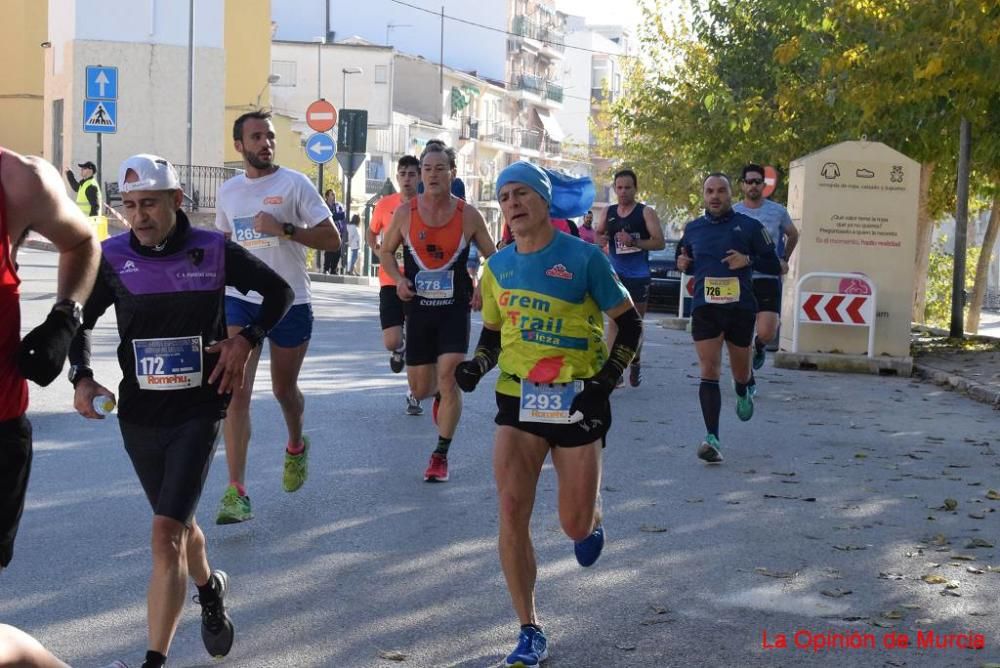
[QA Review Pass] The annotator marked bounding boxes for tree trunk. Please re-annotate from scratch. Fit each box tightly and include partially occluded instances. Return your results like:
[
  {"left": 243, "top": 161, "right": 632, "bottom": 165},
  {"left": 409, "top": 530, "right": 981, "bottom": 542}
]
[
  {"left": 965, "top": 196, "right": 1000, "bottom": 333},
  {"left": 912, "top": 162, "right": 936, "bottom": 323}
]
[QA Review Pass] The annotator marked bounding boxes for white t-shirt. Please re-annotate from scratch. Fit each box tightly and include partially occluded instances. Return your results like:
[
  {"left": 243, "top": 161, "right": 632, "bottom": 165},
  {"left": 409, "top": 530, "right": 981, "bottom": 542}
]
[
  {"left": 215, "top": 167, "right": 331, "bottom": 304},
  {"left": 347, "top": 225, "right": 360, "bottom": 250}
]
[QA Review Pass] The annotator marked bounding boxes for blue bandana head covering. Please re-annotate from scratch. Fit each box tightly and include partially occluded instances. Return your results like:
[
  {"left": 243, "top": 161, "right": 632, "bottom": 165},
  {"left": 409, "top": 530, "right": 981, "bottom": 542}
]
[
  {"left": 496, "top": 160, "right": 552, "bottom": 205},
  {"left": 544, "top": 169, "right": 595, "bottom": 219}
]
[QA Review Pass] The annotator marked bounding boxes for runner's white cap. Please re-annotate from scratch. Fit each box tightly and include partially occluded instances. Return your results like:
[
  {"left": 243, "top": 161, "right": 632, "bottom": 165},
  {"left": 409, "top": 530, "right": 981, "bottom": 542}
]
[{"left": 119, "top": 154, "right": 181, "bottom": 192}]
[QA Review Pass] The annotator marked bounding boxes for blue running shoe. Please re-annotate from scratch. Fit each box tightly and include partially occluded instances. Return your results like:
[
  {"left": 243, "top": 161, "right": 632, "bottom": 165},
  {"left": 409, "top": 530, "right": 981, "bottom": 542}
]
[
  {"left": 697, "top": 434, "right": 723, "bottom": 463},
  {"left": 734, "top": 383, "right": 754, "bottom": 422},
  {"left": 574, "top": 523, "right": 605, "bottom": 567},
  {"left": 752, "top": 345, "right": 766, "bottom": 371},
  {"left": 505, "top": 626, "right": 549, "bottom": 667}
]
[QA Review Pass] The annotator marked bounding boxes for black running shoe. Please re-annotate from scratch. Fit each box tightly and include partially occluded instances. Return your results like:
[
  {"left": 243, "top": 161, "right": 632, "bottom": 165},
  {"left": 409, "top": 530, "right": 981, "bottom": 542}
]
[
  {"left": 629, "top": 362, "right": 642, "bottom": 387},
  {"left": 390, "top": 349, "right": 405, "bottom": 373},
  {"left": 195, "top": 570, "right": 234, "bottom": 658}
]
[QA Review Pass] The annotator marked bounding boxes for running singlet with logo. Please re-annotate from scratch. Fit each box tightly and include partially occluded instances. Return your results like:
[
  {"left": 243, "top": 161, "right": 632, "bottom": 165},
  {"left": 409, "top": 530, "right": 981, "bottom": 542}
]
[
  {"left": 71, "top": 213, "right": 289, "bottom": 425},
  {"left": 370, "top": 192, "right": 406, "bottom": 287},
  {"left": 403, "top": 198, "right": 472, "bottom": 308},
  {"left": 0, "top": 150, "right": 28, "bottom": 422},
  {"left": 481, "top": 233, "right": 629, "bottom": 398},
  {"left": 678, "top": 210, "right": 778, "bottom": 312},
  {"left": 605, "top": 202, "right": 651, "bottom": 279}
]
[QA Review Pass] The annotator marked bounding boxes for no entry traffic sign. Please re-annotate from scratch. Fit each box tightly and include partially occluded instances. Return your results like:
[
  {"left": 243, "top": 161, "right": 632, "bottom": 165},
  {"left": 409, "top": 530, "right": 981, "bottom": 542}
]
[{"left": 306, "top": 99, "right": 337, "bottom": 133}]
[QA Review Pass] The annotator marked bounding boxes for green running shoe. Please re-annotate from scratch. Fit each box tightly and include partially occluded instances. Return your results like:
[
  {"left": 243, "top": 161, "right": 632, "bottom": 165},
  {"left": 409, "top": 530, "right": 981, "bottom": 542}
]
[
  {"left": 283, "top": 435, "right": 310, "bottom": 492},
  {"left": 752, "top": 345, "right": 766, "bottom": 371},
  {"left": 697, "top": 434, "right": 723, "bottom": 463},
  {"left": 216, "top": 484, "right": 253, "bottom": 524},
  {"left": 735, "top": 385, "right": 754, "bottom": 422}
]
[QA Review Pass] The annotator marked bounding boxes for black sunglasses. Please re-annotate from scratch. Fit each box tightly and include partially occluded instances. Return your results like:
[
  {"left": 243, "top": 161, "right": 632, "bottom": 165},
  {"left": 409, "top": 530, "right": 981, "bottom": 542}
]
[{"left": 743, "top": 178, "right": 764, "bottom": 185}]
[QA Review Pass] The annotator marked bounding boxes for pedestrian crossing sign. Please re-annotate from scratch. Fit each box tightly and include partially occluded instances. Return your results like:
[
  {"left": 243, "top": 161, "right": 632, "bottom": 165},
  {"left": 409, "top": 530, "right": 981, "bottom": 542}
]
[{"left": 83, "top": 99, "right": 117, "bottom": 134}]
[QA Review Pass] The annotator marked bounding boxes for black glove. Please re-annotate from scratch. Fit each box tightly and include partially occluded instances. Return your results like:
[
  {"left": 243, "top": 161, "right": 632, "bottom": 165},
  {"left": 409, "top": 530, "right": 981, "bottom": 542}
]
[
  {"left": 455, "top": 358, "right": 488, "bottom": 393},
  {"left": 569, "top": 377, "right": 614, "bottom": 430},
  {"left": 17, "top": 309, "right": 79, "bottom": 386}
]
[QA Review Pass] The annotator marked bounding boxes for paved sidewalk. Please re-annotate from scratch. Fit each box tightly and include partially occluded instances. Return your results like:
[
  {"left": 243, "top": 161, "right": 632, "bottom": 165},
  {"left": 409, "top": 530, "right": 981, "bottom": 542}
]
[{"left": 912, "top": 325, "right": 1000, "bottom": 409}]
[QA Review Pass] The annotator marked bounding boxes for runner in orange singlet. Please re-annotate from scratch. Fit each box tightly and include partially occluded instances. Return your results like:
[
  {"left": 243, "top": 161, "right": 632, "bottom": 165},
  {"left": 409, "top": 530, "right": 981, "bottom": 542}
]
[{"left": 377, "top": 142, "right": 495, "bottom": 482}]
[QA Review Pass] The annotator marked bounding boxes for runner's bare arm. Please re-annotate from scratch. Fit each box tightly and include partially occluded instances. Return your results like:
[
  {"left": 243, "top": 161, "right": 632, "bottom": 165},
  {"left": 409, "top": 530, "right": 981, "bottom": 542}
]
[
  {"left": 594, "top": 206, "right": 610, "bottom": 247},
  {"left": 465, "top": 205, "right": 497, "bottom": 259},
  {"left": 253, "top": 211, "right": 340, "bottom": 251},
  {"left": 637, "top": 206, "right": 666, "bottom": 251},
  {"left": 3, "top": 152, "right": 99, "bottom": 305},
  {"left": 379, "top": 205, "right": 409, "bottom": 287}
]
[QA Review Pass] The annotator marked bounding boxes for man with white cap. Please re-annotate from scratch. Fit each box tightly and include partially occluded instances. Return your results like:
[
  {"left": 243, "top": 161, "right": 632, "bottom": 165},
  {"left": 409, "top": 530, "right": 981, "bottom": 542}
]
[
  {"left": 454, "top": 160, "right": 641, "bottom": 668},
  {"left": 66, "top": 154, "right": 293, "bottom": 668}
]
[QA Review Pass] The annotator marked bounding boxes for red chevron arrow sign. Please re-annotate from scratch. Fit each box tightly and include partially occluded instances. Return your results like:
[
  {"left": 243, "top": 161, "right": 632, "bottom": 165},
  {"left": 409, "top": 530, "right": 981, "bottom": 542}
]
[{"left": 800, "top": 292, "right": 872, "bottom": 325}]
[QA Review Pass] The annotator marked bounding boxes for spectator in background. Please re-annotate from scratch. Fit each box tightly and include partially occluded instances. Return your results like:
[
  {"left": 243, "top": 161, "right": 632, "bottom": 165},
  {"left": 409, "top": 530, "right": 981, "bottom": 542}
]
[
  {"left": 346, "top": 214, "right": 361, "bottom": 275},
  {"left": 579, "top": 210, "right": 597, "bottom": 244},
  {"left": 65, "top": 161, "right": 103, "bottom": 217},
  {"left": 324, "top": 189, "right": 345, "bottom": 274}
]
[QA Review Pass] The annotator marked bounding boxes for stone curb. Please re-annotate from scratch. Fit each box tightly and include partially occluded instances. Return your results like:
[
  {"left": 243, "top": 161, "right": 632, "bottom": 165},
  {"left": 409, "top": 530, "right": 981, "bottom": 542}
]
[{"left": 912, "top": 361, "right": 1000, "bottom": 410}]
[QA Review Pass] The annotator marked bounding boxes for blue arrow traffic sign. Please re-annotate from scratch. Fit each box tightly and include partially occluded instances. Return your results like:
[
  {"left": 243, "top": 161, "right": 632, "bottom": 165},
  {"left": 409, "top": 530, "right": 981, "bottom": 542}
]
[
  {"left": 85, "top": 66, "right": 118, "bottom": 100},
  {"left": 305, "top": 132, "right": 336, "bottom": 165},
  {"left": 83, "top": 100, "right": 117, "bottom": 134}
]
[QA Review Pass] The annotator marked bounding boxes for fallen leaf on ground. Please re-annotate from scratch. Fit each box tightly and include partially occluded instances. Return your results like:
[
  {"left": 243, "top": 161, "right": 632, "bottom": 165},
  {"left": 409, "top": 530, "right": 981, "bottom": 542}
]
[
  {"left": 755, "top": 567, "right": 797, "bottom": 579},
  {"left": 881, "top": 610, "right": 905, "bottom": 620},
  {"left": 951, "top": 554, "right": 976, "bottom": 561},
  {"left": 967, "top": 538, "right": 994, "bottom": 549},
  {"left": 639, "top": 524, "right": 667, "bottom": 533},
  {"left": 879, "top": 572, "right": 905, "bottom": 580},
  {"left": 820, "top": 588, "right": 852, "bottom": 598},
  {"left": 833, "top": 544, "right": 871, "bottom": 551},
  {"left": 967, "top": 566, "right": 985, "bottom": 574},
  {"left": 940, "top": 589, "right": 962, "bottom": 597},
  {"left": 649, "top": 605, "right": 668, "bottom": 615},
  {"left": 943, "top": 498, "right": 959, "bottom": 511},
  {"left": 921, "top": 574, "right": 949, "bottom": 584},
  {"left": 986, "top": 489, "right": 1000, "bottom": 500},
  {"left": 614, "top": 642, "right": 637, "bottom": 651},
  {"left": 969, "top": 511, "right": 987, "bottom": 520},
  {"left": 377, "top": 650, "right": 408, "bottom": 661},
  {"left": 869, "top": 619, "right": 895, "bottom": 628}
]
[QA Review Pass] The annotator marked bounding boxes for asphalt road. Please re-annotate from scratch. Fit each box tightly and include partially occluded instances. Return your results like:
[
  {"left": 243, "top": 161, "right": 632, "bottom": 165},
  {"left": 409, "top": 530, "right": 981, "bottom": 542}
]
[{"left": 2, "top": 248, "right": 998, "bottom": 668}]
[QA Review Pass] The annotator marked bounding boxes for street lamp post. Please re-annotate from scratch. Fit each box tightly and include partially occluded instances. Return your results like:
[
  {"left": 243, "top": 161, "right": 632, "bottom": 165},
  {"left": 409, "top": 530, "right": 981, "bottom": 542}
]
[
  {"left": 313, "top": 37, "right": 326, "bottom": 196},
  {"left": 341, "top": 67, "right": 363, "bottom": 267}
]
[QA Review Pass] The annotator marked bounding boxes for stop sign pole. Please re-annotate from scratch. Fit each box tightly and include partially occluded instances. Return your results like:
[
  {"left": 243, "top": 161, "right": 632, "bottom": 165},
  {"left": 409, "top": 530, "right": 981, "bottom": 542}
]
[{"left": 306, "top": 99, "right": 338, "bottom": 193}]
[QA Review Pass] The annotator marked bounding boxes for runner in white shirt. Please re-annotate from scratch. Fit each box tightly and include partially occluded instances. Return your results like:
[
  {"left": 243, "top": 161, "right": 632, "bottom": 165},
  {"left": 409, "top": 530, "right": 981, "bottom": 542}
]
[{"left": 213, "top": 111, "right": 340, "bottom": 524}]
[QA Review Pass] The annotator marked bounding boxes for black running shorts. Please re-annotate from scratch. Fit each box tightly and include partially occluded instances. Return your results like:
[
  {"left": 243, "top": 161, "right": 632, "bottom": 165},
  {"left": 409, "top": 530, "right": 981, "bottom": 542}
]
[
  {"left": 379, "top": 285, "right": 405, "bottom": 330},
  {"left": 619, "top": 277, "right": 651, "bottom": 305},
  {"left": 120, "top": 416, "right": 220, "bottom": 526},
  {"left": 0, "top": 415, "right": 32, "bottom": 568},
  {"left": 691, "top": 305, "right": 756, "bottom": 347},
  {"left": 494, "top": 390, "right": 610, "bottom": 448},
  {"left": 752, "top": 278, "right": 781, "bottom": 314},
  {"left": 405, "top": 306, "right": 471, "bottom": 366}
]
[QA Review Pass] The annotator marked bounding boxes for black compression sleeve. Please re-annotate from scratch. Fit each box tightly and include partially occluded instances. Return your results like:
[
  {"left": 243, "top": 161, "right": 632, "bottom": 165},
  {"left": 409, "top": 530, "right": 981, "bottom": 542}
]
[
  {"left": 68, "top": 266, "right": 115, "bottom": 368},
  {"left": 592, "top": 307, "right": 642, "bottom": 389},
  {"left": 472, "top": 326, "right": 501, "bottom": 372},
  {"left": 224, "top": 241, "right": 294, "bottom": 333},
  {"left": 750, "top": 222, "right": 782, "bottom": 275}
]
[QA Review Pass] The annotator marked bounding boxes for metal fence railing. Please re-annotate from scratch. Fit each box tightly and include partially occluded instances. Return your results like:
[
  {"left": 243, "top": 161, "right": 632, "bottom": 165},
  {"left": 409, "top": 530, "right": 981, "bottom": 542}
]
[{"left": 175, "top": 165, "right": 241, "bottom": 210}]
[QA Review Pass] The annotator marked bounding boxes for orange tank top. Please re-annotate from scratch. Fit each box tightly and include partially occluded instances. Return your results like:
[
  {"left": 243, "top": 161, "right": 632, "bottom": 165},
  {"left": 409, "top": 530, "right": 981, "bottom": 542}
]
[{"left": 405, "top": 197, "right": 467, "bottom": 271}]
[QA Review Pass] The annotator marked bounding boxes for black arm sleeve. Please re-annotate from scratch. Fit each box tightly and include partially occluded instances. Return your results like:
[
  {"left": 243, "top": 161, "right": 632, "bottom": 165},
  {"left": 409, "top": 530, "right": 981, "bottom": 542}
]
[
  {"left": 68, "top": 265, "right": 116, "bottom": 368},
  {"left": 472, "top": 326, "right": 501, "bottom": 372},
  {"left": 567, "top": 220, "right": 580, "bottom": 237},
  {"left": 66, "top": 171, "right": 80, "bottom": 192},
  {"left": 592, "top": 306, "right": 642, "bottom": 389},
  {"left": 750, "top": 222, "right": 782, "bottom": 275},
  {"left": 224, "top": 241, "right": 294, "bottom": 332},
  {"left": 85, "top": 185, "right": 99, "bottom": 216}
]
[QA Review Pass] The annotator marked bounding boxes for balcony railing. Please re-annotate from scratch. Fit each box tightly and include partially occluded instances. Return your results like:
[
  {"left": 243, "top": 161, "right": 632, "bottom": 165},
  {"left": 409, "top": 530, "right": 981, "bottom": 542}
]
[
  {"left": 545, "top": 82, "right": 564, "bottom": 103},
  {"left": 512, "top": 15, "right": 544, "bottom": 41},
  {"left": 543, "top": 138, "right": 561, "bottom": 156},
  {"left": 460, "top": 117, "right": 480, "bottom": 140},
  {"left": 170, "top": 165, "right": 241, "bottom": 210},
  {"left": 519, "top": 129, "right": 543, "bottom": 151},
  {"left": 542, "top": 28, "right": 566, "bottom": 52},
  {"left": 481, "top": 122, "right": 515, "bottom": 146},
  {"left": 366, "top": 177, "right": 390, "bottom": 194},
  {"left": 516, "top": 74, "right": 546, "bottom": 96}
]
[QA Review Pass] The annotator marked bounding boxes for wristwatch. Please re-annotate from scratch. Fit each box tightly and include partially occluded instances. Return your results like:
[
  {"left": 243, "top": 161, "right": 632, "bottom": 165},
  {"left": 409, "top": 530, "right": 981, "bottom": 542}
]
[
  {"left": 237, "top": 324, "right": 267, "bottom": 348},
  {"left": 68, "top": 364, "right": 94, "bottom": 387},
  {"left": 52, "top": 298, "right": 83, "bottom": 326},
  {"left": 282, "top": 223, "right": 296, "bottom": 239}
]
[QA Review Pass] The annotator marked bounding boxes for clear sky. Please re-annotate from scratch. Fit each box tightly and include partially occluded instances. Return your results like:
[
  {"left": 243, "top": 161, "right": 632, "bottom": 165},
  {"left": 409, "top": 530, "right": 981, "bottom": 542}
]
[{"left": 555, "top": 0, "right": 643, "bottom": 33}]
